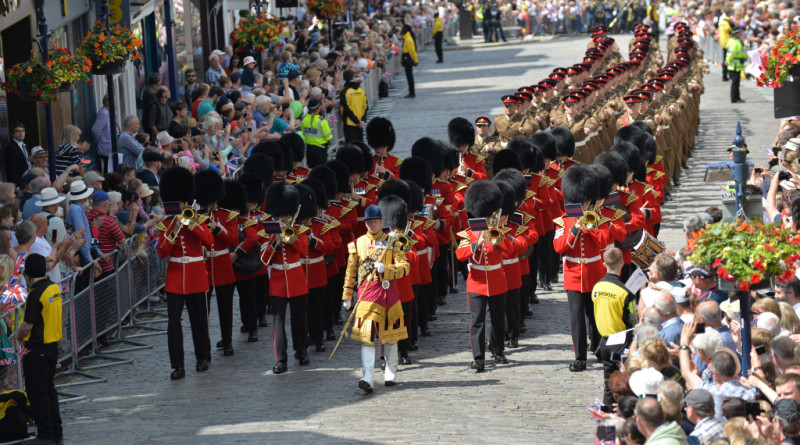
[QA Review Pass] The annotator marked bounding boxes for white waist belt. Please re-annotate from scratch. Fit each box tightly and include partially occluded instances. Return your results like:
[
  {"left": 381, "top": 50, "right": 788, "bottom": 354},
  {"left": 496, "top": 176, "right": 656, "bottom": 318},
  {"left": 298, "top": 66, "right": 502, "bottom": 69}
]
[
  {"left": 170, "top": 256, "right": 205, "bottom": 264},
  {"left": 564, "top": 254, "right": 601, "bottom": 264},
  {"left": 205, "top": 249, "right": 230, "bottom": 258},
  {"left": 500, "top": 141, "right": 508, "bottom": 148},
  {"left": 270, "top": 261, "right": 302, "bottom": 270},
  {"left": 575, "top": 139, "right": 587, "bottom": 147},
  {"left": 469, "top": 263, "right": 502, "bottom": 271},
  {"left": 502, "top": 258, "right": 519, "bottom": 265},
  {"left": 415, "top": 250, "right": 427, "bottom": 256},
  {"left": 662, "top": 125, "right": 670, "bottom": 129},
  {"left": 302, "top": 256, "right": 324, "bottom": 265},
  {"left": 590, "top": 130, "right": 598, "bottom": 137}
]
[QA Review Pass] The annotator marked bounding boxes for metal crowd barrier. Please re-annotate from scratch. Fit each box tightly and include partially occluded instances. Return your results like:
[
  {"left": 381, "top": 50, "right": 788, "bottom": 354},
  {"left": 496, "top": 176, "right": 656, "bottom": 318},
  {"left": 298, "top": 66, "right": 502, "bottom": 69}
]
[{"left": 698, "top": 35, "right": 725, "bottom": 65}]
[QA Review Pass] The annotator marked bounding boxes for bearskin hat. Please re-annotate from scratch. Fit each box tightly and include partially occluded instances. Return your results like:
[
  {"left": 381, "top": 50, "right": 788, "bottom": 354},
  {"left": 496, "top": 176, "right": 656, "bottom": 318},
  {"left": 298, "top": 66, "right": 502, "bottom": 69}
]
[
  {"left": 194, "top": 170, "right": 225, "bottom": 207},
  {"left": 550, "top": 126, "right": 576, "bottom": 158},
  {"left": 591, "top": 164, "right": 613, "bottom": 200},
  {"left": 378, "top": 195, "right": 407, "bottom": 230},
  {"left": 295, "top": 183, "right": 318, "bottom": 220},
  {"left": 443, "top": 145, "right": 459, "bottom": 172},
  {"left": 265, "top": 182, "right": 299, "bottom": 217},
  {"left": 218, "top": 180, "right": 248, "bottom": 214},
  {"left": 250, "top": 140, "right": 284, "bottom": 172},
  {"left": 493, "top": 169, "right": 526, "bottom": 204},
  {"left": 594, "top": 152, "right": 629, "bottom": 187},
  {"left": 281, "top": 132, "right": 306, "bottom": 164},
  {"left": 447, "top": 117, "right": 475, "bottom": 148},
  {"left": 406, "top": 180, "right": 424, "bottom": 213},
  {"left": 411, "top": 137, "right": 445, "bottom": 176},
  {"left": 640, "top": 135, "right": 658, "bottom": 165},
  {"left": 492, "top": 149, "right": 522, "bottom": 176},
  {"left": 160, "top": 167, "right": 195, "bottom": 203},
  {"left": 495, "top": 180, "right": 517, "bottom": 216},
  {"left": 300, "top": 178, "right": 328, "bottom": 209},
  {"left": 335, "top": 144, "right": 366, "bottom": 174},
  {"left": 530, "top": 131, "right": 558, "bottom": 162},
  {"left": 308, "top": 165, "right": 338, "bottom": 199},
  {"left": 325, "top": 160, "right": 351, "bottom": 196},
  {"left": 629, "top": 120, "right": 654, "bottom": 137},
  {"left": 242, "top": 153, "right": 275, "bottom": 188},
  {"left": 280, "top": 141, "right": 295, "bottom": 172},
  {"left": 562, "top": 164, "right": 599, "bottom": 204},
  {"left": 378, "top": 178, "right": 410, "bottom": 205},
  {"left": 366, "top": 117, "right": 396, "bottom": 152},
  {"left": 465, "top": 180, "right": 502, "bottom": 218},
  {"left": 613, "top": 124, "right": 643, "bottom": 144},
  {"left": 609, "top": 141, "right": 643, "bottom": 176},
  {"left": 239, "top": 172, "right": 264, "bottom": 205},
  {"left": 399, "top": 157, "right": 433, "bottom": 194},
  {"left": 353, "top": 141, "right": 374, "bottom": 172}
]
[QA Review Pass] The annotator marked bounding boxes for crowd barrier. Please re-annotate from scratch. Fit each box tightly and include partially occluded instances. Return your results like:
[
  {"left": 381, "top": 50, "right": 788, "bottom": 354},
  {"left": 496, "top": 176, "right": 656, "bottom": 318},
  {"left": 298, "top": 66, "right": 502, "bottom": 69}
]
[{"left": 698, "top": 35, "right": 725, "bottom": 65}]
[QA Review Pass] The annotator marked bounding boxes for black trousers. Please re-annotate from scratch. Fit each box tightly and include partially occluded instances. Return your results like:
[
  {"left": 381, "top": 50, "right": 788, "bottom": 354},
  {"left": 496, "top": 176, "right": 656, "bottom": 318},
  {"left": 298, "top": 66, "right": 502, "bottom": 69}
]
[
  {"left": 206, "top": 283, "right": 234, "bottom": 347},
  {"left": 469, "top": 292, "right": 506, "bottom": 360},
  {"left": 505, "top": 287, "right": 521, "bottom": 341},
  {"left": 599, "top": 333, "right": 632, "bottom": 405},
  {"left": 722, "top": 48, "right": 729, "bottom": 80},
  {"left": 529, "top": 243, "right": 539, "bottom": 294},
  {"left": 434, "top": 243, "right": 452, "bottom": 300},
  {"left": 521, "top": 273, "right": 532, "bottom": 315},
  {"left": 418, "top": 282, "right": 433, "bottom": 332},
  {"left": 537, "top": 231, "right": 554, "bottom": 284},
  {"left": 236, "top": 277, "right": 258, "bottom": 333},
  {"left": 344, "top": 125, "right": 363, "bottom": 143},
  {"left": 307, "top": 286, "right": 325, "bottom": 346},
  {"left": 399, "top": 299, "right": 415, "bottom": 356},
  {"left": 271, "top": 295, "right": 307, "bottom": 363},
  {"left": 98, "top": 154, "right": 109, "bottom": 174},
  {"left": 566, "top": 290, "right": 600, "bottom": 361},
  {"left": 434, "top": 33, "right": 443, "bottom": 62},
  {"left": 23, "top": 343, "right": 61, "bottom": 441},
  {"left": 404, "top": 63, "right": 415, "bottom": 96},
  {"left": 306, "top": 145, "right": 328, "bottom": 168},
  {"left": 730, "top": 68, "right": 741, "bottom": 102},
  {"left": 255, "top": 274, "right": 269, "bottom": 318},
  {"left": 167, "top": 292, "right": 209, "bottom": 368}
]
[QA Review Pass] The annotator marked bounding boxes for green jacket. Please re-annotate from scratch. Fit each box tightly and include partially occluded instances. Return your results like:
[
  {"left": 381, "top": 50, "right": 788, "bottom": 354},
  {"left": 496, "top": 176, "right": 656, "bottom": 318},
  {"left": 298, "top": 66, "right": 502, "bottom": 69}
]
[
  {"left": 646, "top": 421, "right": 689, "bottom": 445},
  {"left": 726, "top": 37, "right": 746, "bottom": 72}
]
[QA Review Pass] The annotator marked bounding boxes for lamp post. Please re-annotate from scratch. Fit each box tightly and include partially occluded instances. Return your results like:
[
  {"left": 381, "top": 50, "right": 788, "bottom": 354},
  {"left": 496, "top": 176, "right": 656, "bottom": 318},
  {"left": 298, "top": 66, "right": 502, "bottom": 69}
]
[
  {"left": 98, "top": 0, "right": 121, "bottom": 171},
  {"left": 254, "top": 0, "right": 264, "bottom": 73},
  {"left": 33, "top": 0, "right": 57, "bottom": 180},
  {"left": 730, "top": 121, "right": 753, "bottom": 374}
]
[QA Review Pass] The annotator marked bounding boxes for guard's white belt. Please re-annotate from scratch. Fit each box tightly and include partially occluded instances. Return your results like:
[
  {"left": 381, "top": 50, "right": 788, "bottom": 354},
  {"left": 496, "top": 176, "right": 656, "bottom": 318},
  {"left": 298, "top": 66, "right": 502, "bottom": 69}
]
[
  {"left": 689, "top": 93, "right": 694, "bottom": 98},
  {"left": 500, "top": 141, "right": 508, "bottom": 148},
  {"left": 469, "top": 263, "right": 502, "bottom": 271},
  {"left": 270, "top": 261, "right": 302, "bottom": 270},
  {"left": 205, "top": 249, "right": 230, "bottom": 258},
  {"left": 502, "top": 258, "right": 520, "bottom": 265},
  {"left": 357, "top": 217, "right": 365, "bottom": 221},
  {"left": 302, "top": 256, "right": 324, "bottom": 265},
  {"left": 170, "top": 256, "right": 205, "bottom": 264},
  {"left": 662, "top": 125, "right": 670, "bottom": 129},
  {"left": 575, "top": 139, "right": 587, "bottom": 147},
  {"left": 590, "top": 130, "right": 598, "bottom": 137},
  {"left": 415, "top": 250, "right": 427, "bottom": 256},
  {"left": 564, "top": 254, "right": 601, "bottom": 264}
]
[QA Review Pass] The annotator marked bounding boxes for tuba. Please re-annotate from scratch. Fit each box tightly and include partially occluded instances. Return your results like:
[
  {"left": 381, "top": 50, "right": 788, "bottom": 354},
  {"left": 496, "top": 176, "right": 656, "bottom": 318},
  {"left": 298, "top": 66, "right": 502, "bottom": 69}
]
[{"left": 483, "top": 210, "right": 504, "bottom": 245}]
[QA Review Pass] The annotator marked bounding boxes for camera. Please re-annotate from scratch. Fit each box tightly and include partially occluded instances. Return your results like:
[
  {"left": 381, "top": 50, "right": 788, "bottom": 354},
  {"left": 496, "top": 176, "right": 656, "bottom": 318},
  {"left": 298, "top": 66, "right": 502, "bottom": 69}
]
[
  {"left": 746, "top": 402, "right": 763, "bottom": 417},
  {"left": 756, "top": 344, "right": 771, "bottom": 364},
  {"left": 696, "top": 322, "right": 706, "bottom": 334},
  {"left": 779, "top": 171, "right": 793, "bottom": 181}
]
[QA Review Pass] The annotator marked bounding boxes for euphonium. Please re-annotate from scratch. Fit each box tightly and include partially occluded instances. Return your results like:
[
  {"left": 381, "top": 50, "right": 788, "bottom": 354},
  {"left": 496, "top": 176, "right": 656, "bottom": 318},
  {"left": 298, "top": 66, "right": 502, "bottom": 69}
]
[
  {"left": 280, "top": 206, "right": 302, "bottom": 244},
  {"left": 180, "top": 206, "right": 196, "bottom": 226},
  {"left": 484, "top": 209, "right": 504, "bottom": 245},
  {"left": 579, "top": 210, "right": 600, "bottom": 231}
]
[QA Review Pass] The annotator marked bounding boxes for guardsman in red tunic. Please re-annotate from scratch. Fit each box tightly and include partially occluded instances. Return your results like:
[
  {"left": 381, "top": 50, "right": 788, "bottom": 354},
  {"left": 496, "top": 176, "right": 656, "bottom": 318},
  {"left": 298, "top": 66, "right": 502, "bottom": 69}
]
[
  {"left": 553, "top": 165, "right": 612, "bottom": 373},
  {"left": 156, "top": 167, "right": 215, "bottom": 380},
  {"left": 456, "top": 181, "right": 516, "bottom": 372},
  {"left": 283, "top": 132, "right": 309, "bottom": 182},
  {"left": 196, "top": 171, "right": 240, "bottom": 359},
  {"left": 448, "top": 117, "right": 488, "bottom": 181},
  {"left": 324, "top": 160, "right": 359, "bottom": 326},
  {"left": 336, "top": 146, "right": 375, "bottom": 240},
  {"left": 367, "top": 117, "right": 403, "bottom": 179},
  {"left": 261, "top": 182, "right": 309, "bottom": 374},
  {"left": 234, "top": 173, "right": 268, "bottom": 343}
]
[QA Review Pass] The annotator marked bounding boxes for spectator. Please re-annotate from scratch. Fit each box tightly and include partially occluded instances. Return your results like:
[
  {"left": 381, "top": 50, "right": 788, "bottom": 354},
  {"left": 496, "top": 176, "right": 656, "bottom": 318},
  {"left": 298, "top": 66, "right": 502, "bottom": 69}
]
[
  {"left": 22, "top": 176, "right": 50, "bottom": 220},
  {"left": 278, "top": 70, "right": 309, "bottom": 106},
  {"left": 14, "top": 253, "right": 63, "bottom": 444},
  {"left": 641, "top": 339, "right": 685, "bottom": 389},
  {"left": 691, "top": 329, "right": 722, "bottom": 382},
  {"left": 91, "top": 95, "right": 116, "bottom": 174},
  {"left": 779, "top": 301, "right": 800, "bottom": 334},
  {"left": 146, "top": 86, "right": 172, "bottom": 141},
  {"left": 29, "top": 214, "right": 61, "bottom": 282},
  {"left": 35, "top": 187, "right": 66, "bottom": 243},
  {"left": 772, "top": 399, "right": 800, "bottom": 443},
  {"left": 83, "top": 170, "right": 105, "bottom": 191},
  {"left": 0, "top": 182, "right": 15, "bottom": 205},
  {"left": 118, "top": 116, "right": 146, "bottom": 168},
  {"left": 694, "top": 300, "right": 738, "bottom": 372},
  {"left": 683, "top": 389, "right": 725, "bottom": 445},
  {"left": 117, "top": 189, "right": 155, "bottom": 236},
  {"left": 136, "top": 151, "right": 163, "bottom": 188},
  {"left": 340, "top": 69, "right": 368, "bottom": 142},
  {"left": 674, "top": 287, "right": 697, "bottom": 323},
  {"left": 28, "top": 146, "right": 49, "bottom": 175},
  {"left": 168, "top": 102, "right": 190, "bottom": 138},
  {"left": 688, "top": 265, "right": 729, "bottom": 304},
  {"left": 55, "top": 125, "right": 91, "bottom": 176},
  {"left": 657, "top": 291, "right": 684, "bottom": 346},
  {"left": 205, "top": 53, "right": 225, "bottom": 86},
  {"left": 634, "top": 396, "right": 687, "bottom": 444},
  {"left": 777, "top": 278, "right": 800, "bottom": 319},
  {"left": 87, "top": 191, "right": 126, "bottom": 280},
  {"left": 198, "top": 86, "right": 223, "bottom": 121},
  {"left": 141, "top": 73, "right": 162, "bottom": 133},
  {"left": 241, "top": 56, "right": 257, "bottom": 88},
  {"left": 771, "top": 335, "right": 800, "bottom": 374},
  {"left": 757, "top": 311, "right": 783, "bottom": 336},
  {"left": 191, "top": 83, "right": 211, "bottom": 121},
  {"left": 177, "top": 68, "right": 198, "bottom": 107},
  {"left": 4, "top": 122, "right": 29, "bottom": 185},
  {"left": 66, "top": 180, "right": 99, "bottom": 291}
]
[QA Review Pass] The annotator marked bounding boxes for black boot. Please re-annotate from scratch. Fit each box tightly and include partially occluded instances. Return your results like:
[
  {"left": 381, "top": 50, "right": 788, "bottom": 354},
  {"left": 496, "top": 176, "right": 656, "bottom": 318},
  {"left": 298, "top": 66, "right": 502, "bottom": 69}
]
[
  {"left": 223, "top": 344, "right": 235, "bottom": 356},
  {"left": 170, "top": 367, "right": 185, "bottom": 380},
  {"left": 196, "top": 360, "right": 209, "bottom": 372},
  {"left": 248, "top": 331, "right": 258, "bottom": 342}
]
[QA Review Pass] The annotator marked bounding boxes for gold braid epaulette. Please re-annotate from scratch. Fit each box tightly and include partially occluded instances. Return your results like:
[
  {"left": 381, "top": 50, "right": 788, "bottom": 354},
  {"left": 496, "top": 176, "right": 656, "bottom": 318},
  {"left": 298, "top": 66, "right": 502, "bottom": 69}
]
[{"left": 320, "top": 219, "right": 340, "bottom": 235}]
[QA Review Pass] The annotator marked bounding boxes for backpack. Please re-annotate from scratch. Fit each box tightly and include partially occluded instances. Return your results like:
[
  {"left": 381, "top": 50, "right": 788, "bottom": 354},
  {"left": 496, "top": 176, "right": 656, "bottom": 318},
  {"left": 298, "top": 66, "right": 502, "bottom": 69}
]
[
  {"left": 0, "top": 390, "right": 31, "bottom": 441},
  {"left": 379, "top": 80, "right": 389, "bottom": 98}
]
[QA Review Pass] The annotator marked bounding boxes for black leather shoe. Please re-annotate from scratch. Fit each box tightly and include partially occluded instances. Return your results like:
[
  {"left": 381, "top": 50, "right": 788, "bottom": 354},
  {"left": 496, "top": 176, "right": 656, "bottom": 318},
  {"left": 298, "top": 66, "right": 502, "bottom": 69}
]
[
  {"left": 470, "top": 360, "right": 485, "bottom": 372},
  {"left": 170, "top": 367, "right": 185, "bottom": 380},
  {"left": 358, "top": 379, "right": 373, "bottom": 393},
  {"left": 449, "top": 287, "right": 458, "bottom": 294},
  {"left": 438, "top": 297, "right": 447, "bottom": 305},
  {"left": 733, "top": 99, "right": 746, "bottom": 103},
  {"left": 385, "top": 380, "right": 397, "bottom": 387},
  {"left": 216, "top": 340, "right": 224, "bottom": 349},
  {"left": 507, "top": 339, "right": 519, "bottom": 348},
  {"left": 273, "top": 361, "right": 288, "bottom": 374},
  {"left": 495, "top": 354, "right": 509, "bottom": 364},
  {"left": 326, "top": 330, "right": 336, "bottom": 341},
  {"left": 223, "top": 344, "right": 235, "bottom": 356},
  {"left": 569, "top": 360, "right": 587, "bottom": 372},
  {"left": 316, "top": 343, "right": 326, "bottom": 352},
  {"left": 196, "top": 360, "right": 208, "bottom": 372},
  {"left": 673, "top": 179, "right": 681, "bottom": 187},
  {"left": 258, "top": 315, "right": 268, "bottom": 327},
  {"left": 421, "top": 328, "right": 432, "bottom": 337},
  {"left": 543, "top": 282, "right": 553, "bottom": 291},
  {"left": 298, "top": 354, "right": 310, "bottom": 366},
  {"left": 248, "top": 331, "right": 258, "bottom": 342},
  {"left": 404, "top": 94, "right": 416, "bottom": 99},
  {"left": 409, "top": 343, "right": 419, "bottom": 351},
  {"left": 429, "top": 314, "right": 438, "bottom": 321},
  {"left": 400, "top": 355, "right": 412, "bottom": 365},
  {"left": 240, "top": 325, "right": 247, "bottom": 333}
]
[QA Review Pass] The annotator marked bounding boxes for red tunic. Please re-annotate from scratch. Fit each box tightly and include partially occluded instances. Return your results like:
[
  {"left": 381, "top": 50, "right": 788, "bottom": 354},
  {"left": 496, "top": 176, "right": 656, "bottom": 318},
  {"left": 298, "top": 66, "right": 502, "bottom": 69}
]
[
  {"left": 203, "top": 208, "right": 240, "bottom": 287},
  {"left": 261, "top": 228, "right": 309, "bottom": 297},
  {"left": 396, "top": 249, "right": 418, "bottom": 303},
  {"left": 501, "top": 223, "right": 534, "bottom": 291},
  {"left": 373, "top": 153, "right": 403, "bottom": 178},
  {"left": 626, "top": 181, "right": 661, "bottom": 235},
  {"left": 303, "top": 218, "right": 338, "bottom": 289},
  {"left": 412, "top": 218, "right": 433, "bottom": 285},
  {"left": 157, "top": 216, "right": 215, "bottom": 295},
  {"left": 459, "top": 151, "right": 488, "bottom": 180},
  {"left": 351, "top": 181, "right": 378, "bottom": 239},
  {"left": 456, "top": 230, "right": 516, "bottom": 297},
  {"left": 431, "top": 179, "right": 458, "bottom": 247},
  {"left": 553, "top": 216, "right": 612, "bottom": 293}
]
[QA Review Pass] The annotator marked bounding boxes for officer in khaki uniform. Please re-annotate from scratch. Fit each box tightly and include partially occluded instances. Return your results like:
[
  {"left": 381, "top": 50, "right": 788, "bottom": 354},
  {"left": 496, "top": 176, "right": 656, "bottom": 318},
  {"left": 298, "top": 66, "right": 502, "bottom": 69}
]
[{"left": 551, "top": 93, "right": 592, "bottom": 164}]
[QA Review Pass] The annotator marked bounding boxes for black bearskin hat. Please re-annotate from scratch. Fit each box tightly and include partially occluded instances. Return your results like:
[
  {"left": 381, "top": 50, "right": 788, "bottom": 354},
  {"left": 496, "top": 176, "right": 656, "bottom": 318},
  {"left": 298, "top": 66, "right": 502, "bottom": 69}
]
[
  {"left": 265, "top": 182, "right": 299, "bottom": 217},
  {"left": 443, "top": 145, "right": 459, "bottom": 172},
  {"left": 378, "top": 178, "right": 410, "bottom": 205},
  {"left": 239, "top": 172, "right": 264, "bottom": 205},
  {"left": 640, "top": 135, "right": 658, "bottom": 165},
  {"left": 378, "top": 195, "right": 407, "bottom": 230},
  {"left": 250, "top": 140, "right": 284, "bottom": 172},
  {"left": 295, "top": 183, "right": 318, "bottom": 220},
  {"left": 280, "top": 141, "right": 294, "bottom": 171},
  {"left": 218, "top": 180, "right": 248, "bottom": 214},
  {"left": 325, "top": 160, "right": 351, "bottom": 196},
  {"left": 335, "top": 144, "right": 366, "bottom": 175},
  {"left": 591, "top": 163, "right": 613, "bottom": 201},
  {"left": 281, "top": 132, "right": 306, "bottom": 164},
  {"left": 160, "top": 167, "right": 195, "bottom": 203},
  {"left": 609, "top": 141, "right": 643, "bottom": 176},
  {"left": 629, "top": 120, "right": 654, "bottom": 137},
  {"left": 308, "top": 165, "right": 338, "bottom": 199},
  {"left": 613, "top": 124, "right": 643, "bottom": 144},
  {"left": 594, "top": 152, "right": 629, "bottom": 187},
  {"left": 530, "top": 131, "right": 558, "bottom": 162},
  {"left": 300, "top": 178, "right": 328, "bottom": 209},
  {"left": 550, "top": 126, "right": 576, "bottom": 158},
  {"left": 492, "top": 149, "right": 522, "bottom": 176},
  {"left": 353, "top": 141, "right": 374, "bottom": 173},
  {"left": 495, "top": 180, "right": 517, "bottom": 216},
  {"left": 448, "top": 117, "right": 475, "bottom": 148},
  {"left": 399, "top": 157, "right": 433, "bottom": 194},
  {"left": 366, "top": 117, "right": 396, "bottom": 152},
  {"left": 411, "top": 137, "right": 445, "bottom": 176},
  {"left": 465, "top": 180, "right": 502, "bottom": 218},
  {"left": 493, "top": 169, "right": 526, "bottom": 204},
  {"left": 194, "top": 169, "right": 225, "bottom": 207},
  {"left": 406, "top": 180, "right": 424, "bottom": 213},
  {"left": 562, "top": 164, "right": 599, "bottom": 204},
  {"left": 242, "top": 153, "right": 275, "bottom": 188}
]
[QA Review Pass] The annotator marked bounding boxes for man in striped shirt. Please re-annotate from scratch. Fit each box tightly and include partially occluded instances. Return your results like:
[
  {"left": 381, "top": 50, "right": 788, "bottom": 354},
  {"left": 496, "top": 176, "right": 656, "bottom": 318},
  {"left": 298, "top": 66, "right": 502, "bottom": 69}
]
[{"left": 87, "top": 191, "right": 126, "bottom": 279}]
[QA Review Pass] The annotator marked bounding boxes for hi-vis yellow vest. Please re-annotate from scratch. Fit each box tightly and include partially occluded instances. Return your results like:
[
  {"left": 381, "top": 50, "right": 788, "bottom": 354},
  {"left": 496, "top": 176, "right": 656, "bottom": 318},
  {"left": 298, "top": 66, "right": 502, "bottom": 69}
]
[{"left": 344, "top": 87, "right": 367, "bottom": 127}]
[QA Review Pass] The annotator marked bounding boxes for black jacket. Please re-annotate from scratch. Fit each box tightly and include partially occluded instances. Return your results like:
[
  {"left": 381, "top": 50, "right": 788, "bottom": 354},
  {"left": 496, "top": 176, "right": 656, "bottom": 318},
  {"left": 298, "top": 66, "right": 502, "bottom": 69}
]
[{"left": 3, "top": 139, "right": 28, "bottom": 185}]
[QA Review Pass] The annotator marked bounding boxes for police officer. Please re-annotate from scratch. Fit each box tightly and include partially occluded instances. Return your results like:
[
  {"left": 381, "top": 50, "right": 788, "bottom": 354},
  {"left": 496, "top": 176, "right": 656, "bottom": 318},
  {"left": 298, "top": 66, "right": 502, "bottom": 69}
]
[
  {"left": 726, "top": 26, "right": 746, "bottom": 104},
  {"left": 300, "top": 98, "right": 333, "bottom": 167}
]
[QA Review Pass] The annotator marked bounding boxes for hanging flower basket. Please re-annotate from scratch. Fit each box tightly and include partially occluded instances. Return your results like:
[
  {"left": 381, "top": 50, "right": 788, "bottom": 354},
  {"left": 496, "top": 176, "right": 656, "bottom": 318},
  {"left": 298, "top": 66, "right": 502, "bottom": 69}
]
[
  {"left": 2, "top": 45, "right": 91, "bottom": 105},
  {"left": 90, "top": 58, "right": 127, "bottom": 75},
  {"left": 14, "top": 79, "right": 38, "bottom": 102},
  {"left": 231, "top": 13, "right": 285, "bottom": 53},
  {"left": 79, "top": 20, "right": 141, "bottom": 74},
  {"left": 774, "top": 65, "right": 800, "bottom": 118},
  {"left": 306, "top": 0, "right": 345, "bottom": 20},
  {"left": 58, "top": 82, "right": 77, "bottom": 92}
]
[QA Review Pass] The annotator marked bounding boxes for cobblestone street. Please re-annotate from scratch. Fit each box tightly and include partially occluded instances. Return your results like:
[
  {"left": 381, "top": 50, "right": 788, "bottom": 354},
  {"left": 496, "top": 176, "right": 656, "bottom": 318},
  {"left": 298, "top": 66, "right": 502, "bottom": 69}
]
[{"left": 57, "top": 35, "right": 777, "bottom": 443}]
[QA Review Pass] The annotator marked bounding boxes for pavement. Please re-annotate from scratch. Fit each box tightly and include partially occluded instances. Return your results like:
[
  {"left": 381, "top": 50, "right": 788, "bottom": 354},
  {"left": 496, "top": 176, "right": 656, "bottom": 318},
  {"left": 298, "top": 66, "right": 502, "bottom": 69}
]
[{"left": 52, "top": 36, "right": 780, "bottom": 444}]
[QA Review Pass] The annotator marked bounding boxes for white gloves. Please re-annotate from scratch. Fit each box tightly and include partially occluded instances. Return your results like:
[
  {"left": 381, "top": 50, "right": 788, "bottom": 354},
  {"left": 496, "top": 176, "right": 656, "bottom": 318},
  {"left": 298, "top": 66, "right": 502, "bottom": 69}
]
[
  {"left": 342, "top": 300, "right": 352, "bottom": 310},
  {"left": 375, "top": 262, "right": 385, "bottom": 273}
]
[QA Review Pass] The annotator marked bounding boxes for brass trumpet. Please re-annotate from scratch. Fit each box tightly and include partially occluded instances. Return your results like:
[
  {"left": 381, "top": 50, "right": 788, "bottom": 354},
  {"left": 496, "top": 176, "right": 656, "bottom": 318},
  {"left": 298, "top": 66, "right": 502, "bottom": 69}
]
[
  {"left": 579, "top": 208, "right": 600, "bottom": 231},
  {"left": 395, "top": 221, "right": 413, "bottom": 253},
  {"left": 180, "top": 206, "right": 196, "bottom": 226},
  {"left": 484, "top": 210, "right": 504, "bottom": 245},
  {"left": 280, "top": 206, "right": 302, "bottom": 244}
]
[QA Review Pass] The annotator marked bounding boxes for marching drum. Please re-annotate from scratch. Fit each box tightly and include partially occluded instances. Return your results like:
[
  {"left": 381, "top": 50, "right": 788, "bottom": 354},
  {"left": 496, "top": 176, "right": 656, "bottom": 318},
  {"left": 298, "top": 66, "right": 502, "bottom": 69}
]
[{"left": 632, "top": 231, "right": 664, "bottom": 269}]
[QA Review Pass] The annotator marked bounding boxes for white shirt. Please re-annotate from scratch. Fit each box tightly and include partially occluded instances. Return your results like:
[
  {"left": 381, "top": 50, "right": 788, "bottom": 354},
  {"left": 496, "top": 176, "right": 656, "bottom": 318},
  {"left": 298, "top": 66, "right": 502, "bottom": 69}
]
[
  {"left": 30, "top": 236, "right": 60, "bottom": 282},
  {"left": 793, "top": 302, "right": 800, "bottom": 320}
]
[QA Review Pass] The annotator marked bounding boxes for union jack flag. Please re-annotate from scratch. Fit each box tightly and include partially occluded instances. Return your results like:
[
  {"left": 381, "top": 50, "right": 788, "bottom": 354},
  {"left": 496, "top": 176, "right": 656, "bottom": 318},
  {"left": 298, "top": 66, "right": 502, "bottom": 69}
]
[
  {"left": 0, "top": 284, "right": 27, "bottom": 306},
  {"left": 147, "top": 227, "right": 159, "bottom": 250},
  {"left": 0, "top": 358, "right": 17, "bottom": 366},
  {"left": 0, "top": 345, "right": 29, "bottom": 355},
  {"left": 224, "top": 156, "right": 240, "bottom": 176},
  {"left": 7, "top": 253, "right": 24, "bottom": 288}
]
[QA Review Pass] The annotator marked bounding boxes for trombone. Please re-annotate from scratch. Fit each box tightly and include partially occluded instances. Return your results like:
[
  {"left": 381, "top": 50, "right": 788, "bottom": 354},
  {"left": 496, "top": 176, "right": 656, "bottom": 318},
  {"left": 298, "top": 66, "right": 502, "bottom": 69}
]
[{"left": 484, "top": 210, "right": 504, "bottom": 245}]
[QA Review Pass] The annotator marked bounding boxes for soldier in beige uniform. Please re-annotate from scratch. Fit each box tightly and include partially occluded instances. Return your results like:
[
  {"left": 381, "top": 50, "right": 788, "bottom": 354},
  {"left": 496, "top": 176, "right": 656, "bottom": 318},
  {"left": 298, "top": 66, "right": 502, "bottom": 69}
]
[
  {"left": 474, "top": 116, "right": 499, "bottom": 176},
  {"left": 551, "top": 93, "right": 592, "bottom": 164}
]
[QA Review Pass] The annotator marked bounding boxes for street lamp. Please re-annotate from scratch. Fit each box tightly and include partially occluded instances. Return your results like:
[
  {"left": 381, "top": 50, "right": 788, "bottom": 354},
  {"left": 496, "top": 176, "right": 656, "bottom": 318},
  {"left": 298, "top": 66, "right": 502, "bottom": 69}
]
[
  {"left": 33, "top": 0, "right": 57, "bottom": 180},
  {"left": 97, "top": 0, "right": 121, "bottom": 171}
]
